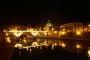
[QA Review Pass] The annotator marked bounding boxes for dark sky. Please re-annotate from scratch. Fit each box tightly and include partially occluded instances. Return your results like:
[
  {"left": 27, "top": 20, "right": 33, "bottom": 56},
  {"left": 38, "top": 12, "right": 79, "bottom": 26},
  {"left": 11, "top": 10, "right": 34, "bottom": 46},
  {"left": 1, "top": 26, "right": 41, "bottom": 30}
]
[{"left": 0, "top": 0, "right": 89, "bottom": 26}]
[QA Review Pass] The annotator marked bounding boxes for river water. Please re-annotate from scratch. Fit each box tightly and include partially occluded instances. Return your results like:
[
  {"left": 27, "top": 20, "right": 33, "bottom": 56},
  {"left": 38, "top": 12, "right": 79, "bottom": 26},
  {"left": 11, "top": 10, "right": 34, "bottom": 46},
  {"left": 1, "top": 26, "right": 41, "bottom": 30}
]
[{"left": 11, "top": 38, "right": 90, "bottom": 60}]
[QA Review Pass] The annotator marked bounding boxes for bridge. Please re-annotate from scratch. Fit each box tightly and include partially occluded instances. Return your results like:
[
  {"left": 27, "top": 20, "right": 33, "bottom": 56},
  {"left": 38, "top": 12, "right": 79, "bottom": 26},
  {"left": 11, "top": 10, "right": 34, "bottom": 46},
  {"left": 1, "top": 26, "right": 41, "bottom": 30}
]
[
  {"left": 8, "top": 31, "right": 47, "bottom": 33},
  {"left": 4, "top": 30, "right": 48, "bottom": 37}
]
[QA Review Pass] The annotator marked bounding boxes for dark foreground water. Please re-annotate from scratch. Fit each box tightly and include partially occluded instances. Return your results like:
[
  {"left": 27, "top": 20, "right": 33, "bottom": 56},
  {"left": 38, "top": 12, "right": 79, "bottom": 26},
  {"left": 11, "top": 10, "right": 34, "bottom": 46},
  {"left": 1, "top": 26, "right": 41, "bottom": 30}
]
[{"left": 11, "top": 46, "right": 88, "bottom": 60}]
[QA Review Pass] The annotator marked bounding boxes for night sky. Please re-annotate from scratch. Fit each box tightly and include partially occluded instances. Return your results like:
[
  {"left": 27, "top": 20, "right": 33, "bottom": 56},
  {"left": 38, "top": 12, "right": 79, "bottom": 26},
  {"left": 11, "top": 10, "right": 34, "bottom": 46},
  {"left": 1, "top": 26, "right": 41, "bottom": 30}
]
[{"left": 0, "top": 0, "right": 89, "bottom": 26}]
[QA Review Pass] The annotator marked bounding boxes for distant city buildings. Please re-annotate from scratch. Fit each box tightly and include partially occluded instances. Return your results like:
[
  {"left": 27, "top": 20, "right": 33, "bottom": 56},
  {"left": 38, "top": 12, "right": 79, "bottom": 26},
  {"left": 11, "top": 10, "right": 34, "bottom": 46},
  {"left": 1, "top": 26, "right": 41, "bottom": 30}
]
[
  {"left": 2, "top": 20, "right": 90, "bottom": 38},
  {"left": 1, "top": 20, "right": 90, "bottom": 56}
]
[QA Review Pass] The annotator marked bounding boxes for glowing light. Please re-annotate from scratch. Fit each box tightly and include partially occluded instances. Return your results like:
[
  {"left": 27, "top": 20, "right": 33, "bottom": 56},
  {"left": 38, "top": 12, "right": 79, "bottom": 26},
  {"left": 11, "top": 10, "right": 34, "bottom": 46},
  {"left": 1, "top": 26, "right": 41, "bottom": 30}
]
[
  {"left": 13, "top": 32, "right": 23, "bottom": 37},
  {"left": 44, "top": 32, "right": 47, "bottom": 36},
  {"left": 29, "top": 48, "right": 32, "bottom": 53},
  {"left": 46, "top": 20, "right": 53, "bottom": 27},
  {"left": 14, "top": 43, "right": 23, "bottom": 49},
  {"left": 43, "top": 41, "right": 48, "bottom": 46},
  {"left": 6, "top": 37, "right": 11, "bottom": 43},
  {"left": 76, "top": 31, "right": 82, "bottom": 35},
  {"left": 88, "top": 24, "right": 90, "bottom": 27},
  {"left": 23, "top": 38, "right": 27, "bottom": 43},
  {"left": 3, "top": 30, "right": 7, "bottom": 32},
  {"left": 26, "top": 28, "right": 30, "bottom": 31},
  {"left": 52, "top": 44, "right": 54, "bottom": 50},
  {"left": 76, "top": 44, "right": 81, "bottom": 49},
  {"left": 5, "top": 33, "right": 9, "bottom": 36},
  {"left": 32, "top": 42, "right": 39, "bottom": 47},
  {"left": 31, "top": 32, "right": 38, "bottom": 36},
  {"left": 26, "top": 47, "right": 29, "bottom": 51},
  {"left": 61, "top": 31, "right": 66, "bottom": 35},
  {"left": 61, "top": 42, "right": 66, "bottom": 48},
  {"left": 84, "top": 28, "right": 87, "bottom": 31},
  {"left": 9, "top": 29, "right": 23, "bottom": 37},
  {"left": 7, "top": 28, "right": 47, "bottom": 37},
  {"left": 51, "top": 28, "right": 54, "bottom": 31},
  {"left": 54, "top": 43, "right": 57, "bottom": 46},
  {"left": 88, "top": 49, "right": 90, "bottom": 57},
  {"left": 54, "top": 31, "right": 58, "bottom": 33}
]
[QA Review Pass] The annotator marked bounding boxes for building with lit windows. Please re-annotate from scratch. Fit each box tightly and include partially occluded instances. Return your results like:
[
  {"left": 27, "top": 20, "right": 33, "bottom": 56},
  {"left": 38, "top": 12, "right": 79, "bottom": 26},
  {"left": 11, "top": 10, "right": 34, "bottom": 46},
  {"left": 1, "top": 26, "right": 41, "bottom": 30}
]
[{"left": 60, "top": 22, "right": 84, "bottom": 32}]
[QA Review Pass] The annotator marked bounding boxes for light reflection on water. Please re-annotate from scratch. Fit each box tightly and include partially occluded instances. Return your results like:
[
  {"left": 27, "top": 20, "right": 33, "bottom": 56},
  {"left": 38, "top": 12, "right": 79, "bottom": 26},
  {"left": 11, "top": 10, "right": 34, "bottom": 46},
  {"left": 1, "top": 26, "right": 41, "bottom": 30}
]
[
  {"left": 12, "top": 38, "right": 90, "bottom": 60},
  {"left": 14, "top": 38, "right": 90, "bottom": 53}
]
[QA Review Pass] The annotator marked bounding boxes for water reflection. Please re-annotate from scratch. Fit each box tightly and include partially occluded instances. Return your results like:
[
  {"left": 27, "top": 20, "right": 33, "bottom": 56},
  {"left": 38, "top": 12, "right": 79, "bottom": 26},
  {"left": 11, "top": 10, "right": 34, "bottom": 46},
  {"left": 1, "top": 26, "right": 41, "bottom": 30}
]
[
  {"left": 14, "top": 38, "right": 89, "bottom": 54},
  {"left": 12, "top": 39, "right": 88, "bottom": 60}
]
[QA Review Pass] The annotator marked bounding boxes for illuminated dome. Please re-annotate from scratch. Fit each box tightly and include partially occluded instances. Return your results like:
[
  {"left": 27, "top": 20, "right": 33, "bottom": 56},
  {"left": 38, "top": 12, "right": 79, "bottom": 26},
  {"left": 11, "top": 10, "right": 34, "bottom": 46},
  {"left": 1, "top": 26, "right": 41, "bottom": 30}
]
[{"left": 45, "top": 20, "right": 53, "bottom": 27}]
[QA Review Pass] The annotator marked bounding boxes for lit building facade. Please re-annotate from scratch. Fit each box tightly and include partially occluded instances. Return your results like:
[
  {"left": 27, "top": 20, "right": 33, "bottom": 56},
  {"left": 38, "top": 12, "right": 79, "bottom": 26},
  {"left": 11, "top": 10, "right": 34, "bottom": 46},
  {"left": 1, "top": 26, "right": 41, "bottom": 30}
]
[{"left": 60, "top": 22, "right": 84, "bottom": 32}]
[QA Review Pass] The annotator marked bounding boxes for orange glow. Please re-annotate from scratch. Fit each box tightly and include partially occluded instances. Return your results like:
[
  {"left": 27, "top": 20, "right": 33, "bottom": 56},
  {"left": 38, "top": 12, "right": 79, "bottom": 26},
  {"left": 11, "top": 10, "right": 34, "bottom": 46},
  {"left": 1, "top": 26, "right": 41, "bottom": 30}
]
[
  {"left": 76, "top": 31, "right": 82, "bottom": 35},
  {"left": 32, "top": 42, "right": 39, "bottom": 47},
  {"left": 61, "top": 42, "right": 66, "bottom": 48},
  {"left": 5, "top": 33, "right": 9, "bottom": 36},
  {"left": 14, "top": 43, "right": 23, "bottom": 49},
  {"left": 88, "top": 24, "right": 90, "bottom": 27},
  {"left": 43, "top": 41, "right": 48, "bottom": 46},
  {"left": 13, "top": 32, "right": 23, "bottom": 37},
  {"left": 44, "top": 32, "right": 47, "bottom": 36},
  {"left": 31, "top": 32, "right": 38, "bottom": 36},
  {"left": 52, "top": 44, "right": 54, "bottom": 50},
  {"left": 6, "top": 37, "right": 11, "bottom": 43},
  {"left": 26, "top": 47, "right": 29, "bottom": 51},
  {"left": 23, "top": 38, "right": 27, "bottom": 43},
  {"left": 76, "top": 44, "right": 81, "bottom": 49},
  {"left": 54, "top": 43, "right": 57, "bottom": 46},
  {"left": 54, "top": 31, "right": 58, "bottom": 33},
  {"left": 9, "top": 29, "right": 23, "bottom": 37},
  {"left": 61, "top": 31, "right": 66, "bottom": 35}
]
